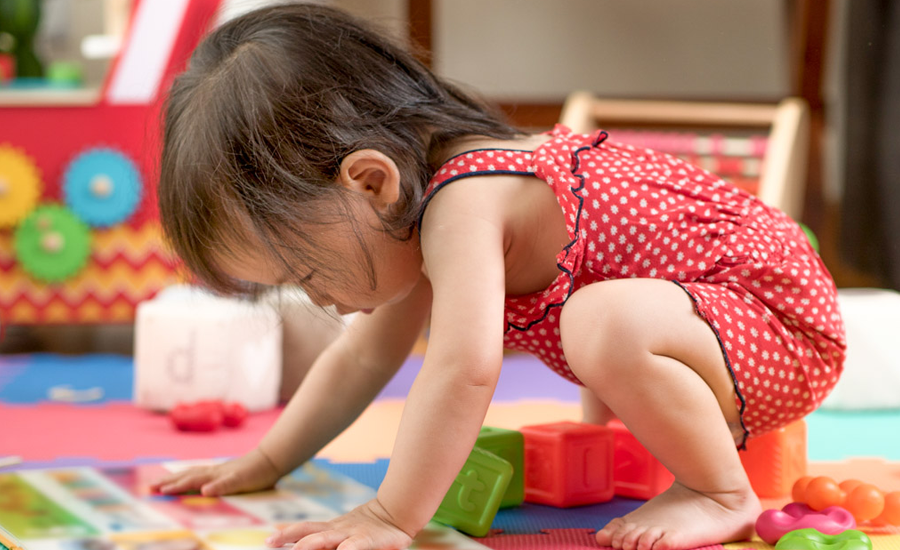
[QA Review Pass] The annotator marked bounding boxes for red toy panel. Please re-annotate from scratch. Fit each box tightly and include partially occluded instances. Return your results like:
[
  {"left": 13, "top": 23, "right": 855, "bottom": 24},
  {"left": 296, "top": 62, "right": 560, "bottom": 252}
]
[{"left": 0, "top": 0, "right": 222, "bottom": 325}]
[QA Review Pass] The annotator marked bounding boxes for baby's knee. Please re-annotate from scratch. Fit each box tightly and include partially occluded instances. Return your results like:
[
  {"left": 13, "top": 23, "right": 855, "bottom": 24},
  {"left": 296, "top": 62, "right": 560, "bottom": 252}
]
[{"left": 560, "top": 284, "right": 644, "bottom": 384}]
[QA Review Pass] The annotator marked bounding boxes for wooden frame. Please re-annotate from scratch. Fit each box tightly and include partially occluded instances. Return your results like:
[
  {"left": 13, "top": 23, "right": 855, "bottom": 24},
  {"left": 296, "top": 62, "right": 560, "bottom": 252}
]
[{"left": 558, "top": 92, "right": 810, "bottom": 221}]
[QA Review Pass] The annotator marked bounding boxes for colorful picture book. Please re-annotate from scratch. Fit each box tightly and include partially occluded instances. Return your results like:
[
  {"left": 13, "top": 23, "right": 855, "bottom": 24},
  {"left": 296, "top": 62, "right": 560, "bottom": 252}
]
[{"left": 0, "top": 461, "right": 487, "bottom": 550}]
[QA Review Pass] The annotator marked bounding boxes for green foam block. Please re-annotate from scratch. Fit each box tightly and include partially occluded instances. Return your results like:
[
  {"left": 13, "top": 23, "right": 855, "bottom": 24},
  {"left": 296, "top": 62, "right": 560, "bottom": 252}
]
[{"left": 432, "top": 446, "right": 512, "bottom": 537}]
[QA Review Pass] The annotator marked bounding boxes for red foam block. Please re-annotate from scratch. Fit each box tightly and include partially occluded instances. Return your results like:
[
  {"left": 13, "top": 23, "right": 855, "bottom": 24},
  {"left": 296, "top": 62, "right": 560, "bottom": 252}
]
[{"left": 520, "top": 421, "right": 615, "bottom": 508}]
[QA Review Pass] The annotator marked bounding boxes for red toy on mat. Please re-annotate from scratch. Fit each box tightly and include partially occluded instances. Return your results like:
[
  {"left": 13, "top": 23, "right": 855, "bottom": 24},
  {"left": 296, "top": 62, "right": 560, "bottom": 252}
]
[{"left": 170, "top": 400, "right": 248, "bottom": 432}]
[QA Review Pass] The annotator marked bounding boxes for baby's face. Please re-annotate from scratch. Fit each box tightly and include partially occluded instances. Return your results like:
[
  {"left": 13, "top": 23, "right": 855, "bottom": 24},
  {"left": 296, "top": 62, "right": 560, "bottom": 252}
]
[{"left": 217, "top": 200, "right": 423, "bottom": 315}]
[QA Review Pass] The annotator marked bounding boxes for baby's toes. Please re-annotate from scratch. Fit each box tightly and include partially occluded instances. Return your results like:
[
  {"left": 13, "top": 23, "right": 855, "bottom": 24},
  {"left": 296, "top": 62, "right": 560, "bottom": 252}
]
[
  {"left": 636, "top": 527, "right": 664, "bottom": 550},
  {"left": 610, "top": 521, "right": 638, "bottom": 549},
  {"left": 645, "top": 529, "right": 680, "bottom": 550},
  {"left": 595, "top": 517, "right": 625, "bottom": 547},
  {"left": 610, "top": 521, "right": 638, "bottom": 550},
  {"left": 621, "top": 525, "right": 649, "bottom": 550}
]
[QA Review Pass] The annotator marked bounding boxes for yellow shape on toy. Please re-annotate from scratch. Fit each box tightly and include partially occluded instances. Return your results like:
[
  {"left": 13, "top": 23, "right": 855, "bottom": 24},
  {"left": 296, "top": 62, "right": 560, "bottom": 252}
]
[
  {"left": 0, "top": 145, "right": 42, "bottom": 228},
  {"left": 180, "top": 496, "right": 220, "bottom": 508},
  {"left": 205, "top": 530, "right": 271, "bottom": 547}
]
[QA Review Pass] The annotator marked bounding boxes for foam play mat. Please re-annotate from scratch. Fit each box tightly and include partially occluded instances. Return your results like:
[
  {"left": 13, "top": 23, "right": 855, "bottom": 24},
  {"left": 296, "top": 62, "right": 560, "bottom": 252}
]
[
  {"left": 3, "top": 352, "right": 900, "bottom": 549},
  {"left": 2, "top": 459, "right": 899, "bottom": 550}
]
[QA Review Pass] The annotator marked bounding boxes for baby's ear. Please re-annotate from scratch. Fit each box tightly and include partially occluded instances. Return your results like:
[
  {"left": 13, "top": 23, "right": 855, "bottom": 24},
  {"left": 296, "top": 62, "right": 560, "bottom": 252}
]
[{"left": 339, "top": 149, "right": 401, "bottom": 211}]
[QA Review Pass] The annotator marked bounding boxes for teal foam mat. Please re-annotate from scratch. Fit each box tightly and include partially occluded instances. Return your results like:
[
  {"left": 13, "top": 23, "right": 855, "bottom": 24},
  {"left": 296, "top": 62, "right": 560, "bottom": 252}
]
[{"left": 807, "top": 409, "right": 900, "bottom": 461}]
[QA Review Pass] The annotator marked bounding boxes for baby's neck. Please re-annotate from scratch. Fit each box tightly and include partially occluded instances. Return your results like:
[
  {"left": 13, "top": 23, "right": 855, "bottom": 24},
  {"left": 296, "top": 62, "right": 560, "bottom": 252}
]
[{"left": 433, "top": 133, "right": 551, "bottom": 166}]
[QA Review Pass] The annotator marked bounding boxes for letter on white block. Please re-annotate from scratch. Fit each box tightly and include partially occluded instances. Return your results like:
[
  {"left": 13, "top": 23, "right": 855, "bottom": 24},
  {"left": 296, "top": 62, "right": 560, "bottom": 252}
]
[{"left": 134, "top": 287, "right": 282, "bottom": 412}]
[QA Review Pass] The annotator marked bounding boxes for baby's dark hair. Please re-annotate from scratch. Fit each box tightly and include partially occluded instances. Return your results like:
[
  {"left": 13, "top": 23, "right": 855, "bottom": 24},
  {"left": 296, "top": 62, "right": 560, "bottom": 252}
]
[{"left": 159, "top": 2, "right": 520, "bottom": 295}]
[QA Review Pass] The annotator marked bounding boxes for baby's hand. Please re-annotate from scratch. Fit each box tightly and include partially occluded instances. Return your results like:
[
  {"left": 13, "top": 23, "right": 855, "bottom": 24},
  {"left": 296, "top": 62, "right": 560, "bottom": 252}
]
[
  {"left": 150, "top": 448, "right": 281, "bottom": 497},
  {"left": 265, "top": 498, "right": 414, "bottom": 550}
]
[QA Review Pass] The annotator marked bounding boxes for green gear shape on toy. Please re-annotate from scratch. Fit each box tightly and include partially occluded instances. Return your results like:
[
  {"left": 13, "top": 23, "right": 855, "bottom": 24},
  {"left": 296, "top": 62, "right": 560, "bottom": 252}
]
[
  {"left": 14, "top": 204, "right": 91, "bottom": 283},
  {"left": 0, "top": 144, "right": 42, "bottom": 228}
]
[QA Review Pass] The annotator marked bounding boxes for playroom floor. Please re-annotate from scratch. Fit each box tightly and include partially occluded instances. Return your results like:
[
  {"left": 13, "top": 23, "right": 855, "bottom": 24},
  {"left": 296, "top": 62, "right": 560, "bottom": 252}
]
[
  {"left": 2, "top": 352, "right": 899, "bottom": 463},
  {"left": 2, "top": 352, "right": 900, "bottom": 549}
]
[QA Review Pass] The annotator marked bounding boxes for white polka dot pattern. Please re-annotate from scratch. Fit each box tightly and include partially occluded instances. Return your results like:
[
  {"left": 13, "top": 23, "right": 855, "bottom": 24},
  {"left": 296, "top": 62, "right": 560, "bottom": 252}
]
[{"left": 421, "top": 125, "right": 847, "bottom": 440}]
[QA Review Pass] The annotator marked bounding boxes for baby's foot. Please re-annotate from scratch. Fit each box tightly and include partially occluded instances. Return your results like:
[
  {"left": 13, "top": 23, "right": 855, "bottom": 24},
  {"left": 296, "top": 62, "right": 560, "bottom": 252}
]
[{"left": 595, "top": 481, "right": 760, "bottom": 550}]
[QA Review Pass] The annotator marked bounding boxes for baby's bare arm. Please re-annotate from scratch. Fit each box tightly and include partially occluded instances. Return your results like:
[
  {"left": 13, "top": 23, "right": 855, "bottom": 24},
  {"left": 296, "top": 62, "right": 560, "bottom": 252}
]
[
  {"left": 264, "top": 176, "right": 521, "bottom": 548},
  {"left": 374, "top": 178, "right": 510, "bottom": 535},
  {"left": 258, "top": 275, "right": 433, "bottom": 475},
  {"left": 153, "top": 277, "right": 432, "bottom": 496}
]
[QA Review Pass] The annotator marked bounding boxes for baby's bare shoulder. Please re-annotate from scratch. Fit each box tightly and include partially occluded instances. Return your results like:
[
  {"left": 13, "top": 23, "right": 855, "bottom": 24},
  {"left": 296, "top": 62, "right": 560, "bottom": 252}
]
[{"left": 420, "top": 173, "right": 532, "bottom": 231}]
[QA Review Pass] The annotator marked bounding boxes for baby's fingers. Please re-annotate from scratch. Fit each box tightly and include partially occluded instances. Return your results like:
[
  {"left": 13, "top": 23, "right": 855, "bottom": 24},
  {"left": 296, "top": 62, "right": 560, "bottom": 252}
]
[
  {"left": 335, "top": 535, "right": 377, "bottom": 550},
  {"left": 149, "top": 473, "right": 180, "bottom": 492},
  {"left": 156, "top": 471, "right": 214, "bottom": 494},
  {"left": 293, "top": 530, "right": 350, "bottom": 550},
  {"left": 199, "top": 472, "right": 244, "bottom": 497},
  {"left": 266, "top": 522, "right": 331, "bottom": 547}
]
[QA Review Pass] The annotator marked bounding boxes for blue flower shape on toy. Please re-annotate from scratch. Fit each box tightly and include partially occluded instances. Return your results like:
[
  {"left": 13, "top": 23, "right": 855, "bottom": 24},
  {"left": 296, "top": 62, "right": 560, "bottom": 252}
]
[{"left": 63, "top": 148, "right": 142, "bottom": 227}]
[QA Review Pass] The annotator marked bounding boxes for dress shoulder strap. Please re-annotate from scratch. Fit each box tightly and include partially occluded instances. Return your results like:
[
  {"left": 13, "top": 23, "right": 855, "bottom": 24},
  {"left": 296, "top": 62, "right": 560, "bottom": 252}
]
[{"left": 418, "top": 148, "right": 536, "bottom": 231}]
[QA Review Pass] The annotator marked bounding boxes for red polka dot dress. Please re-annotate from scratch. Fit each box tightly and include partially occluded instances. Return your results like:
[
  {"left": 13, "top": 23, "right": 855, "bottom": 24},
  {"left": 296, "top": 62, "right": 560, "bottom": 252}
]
[{"left": 421, "top": 125, "right": 846, "bottom": 444}]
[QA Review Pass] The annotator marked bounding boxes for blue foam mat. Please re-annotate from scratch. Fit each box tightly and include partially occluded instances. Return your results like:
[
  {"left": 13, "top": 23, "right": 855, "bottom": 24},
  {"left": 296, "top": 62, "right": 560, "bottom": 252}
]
[{"left": 0, "top": 353, "right": 134, "bottom": 403}]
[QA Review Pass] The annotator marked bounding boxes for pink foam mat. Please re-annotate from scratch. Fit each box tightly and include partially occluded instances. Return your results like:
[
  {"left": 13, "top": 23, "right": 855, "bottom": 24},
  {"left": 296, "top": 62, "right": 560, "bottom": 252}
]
[
  {"left": 473, "top": 529, "right": 726, "bottom": 550},
  {"left": 1, "top": 400, "right": 583, "bottom": 463},
  {"left": 0, "top": 402, "right": 280, "bottom": 461}
]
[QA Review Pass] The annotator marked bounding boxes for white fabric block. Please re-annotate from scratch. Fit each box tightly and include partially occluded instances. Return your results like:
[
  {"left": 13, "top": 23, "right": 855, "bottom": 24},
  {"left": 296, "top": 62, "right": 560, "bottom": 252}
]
[
  {"left": 821, "top": 288, "right": 900, "bottom": 410},
  {"left": 134, "top": 286, "right": 282, "bottom": 412}
]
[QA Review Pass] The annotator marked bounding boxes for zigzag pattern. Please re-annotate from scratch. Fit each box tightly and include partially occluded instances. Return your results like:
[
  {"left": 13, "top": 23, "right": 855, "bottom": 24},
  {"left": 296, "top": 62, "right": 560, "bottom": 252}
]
[
  {"left": 90, "top": 223, "right": 178, "bottom": 264},
  {"left": 0, "top": 261, "right": 180, "bottom": 300},
  {"left": 0, "top": 223, "right": 185, "bottom": 324},
  {"left": 2, "top": 295, "right": 156, "bottom": 324}
]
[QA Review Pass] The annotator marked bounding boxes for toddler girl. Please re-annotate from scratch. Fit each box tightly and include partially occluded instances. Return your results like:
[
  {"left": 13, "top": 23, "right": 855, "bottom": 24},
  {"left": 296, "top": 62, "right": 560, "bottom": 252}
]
[{"left": 151, "top": 5, "right": 846, "bottom": 550}]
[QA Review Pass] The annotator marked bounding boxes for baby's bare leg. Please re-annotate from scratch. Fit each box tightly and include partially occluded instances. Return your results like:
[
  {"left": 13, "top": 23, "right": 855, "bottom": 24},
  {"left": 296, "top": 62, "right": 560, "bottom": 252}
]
[
  {"left": 580, "top": 387, "right": 617, "bottom": 425},
  {"left": 559, "top": 279, "right": 760, "bottom": 550}
]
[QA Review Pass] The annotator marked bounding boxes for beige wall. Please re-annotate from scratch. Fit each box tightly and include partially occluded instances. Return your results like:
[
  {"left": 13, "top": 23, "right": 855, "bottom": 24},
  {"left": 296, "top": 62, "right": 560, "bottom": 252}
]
[
  {"left": 433, "top": 0, "right": 789, "bottom": 102},
  {"left": 42, "top": 1, "right": 790, "bottom": 103},
  {"left": 232, "top": 0, "right": 791, "bottom": 101},
  {"left": 310, "top": 0, "right": 790, "bottom": 102}
]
